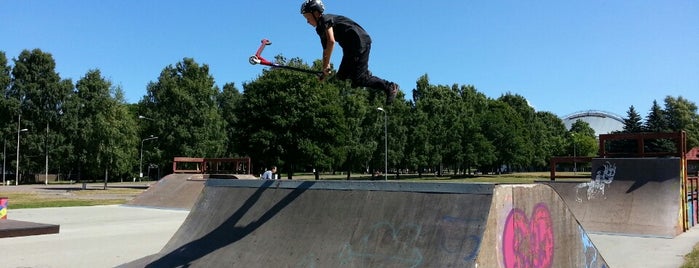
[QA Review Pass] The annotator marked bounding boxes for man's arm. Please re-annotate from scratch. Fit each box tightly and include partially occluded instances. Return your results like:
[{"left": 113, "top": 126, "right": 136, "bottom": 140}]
[{"left": 322, "top": 26, "right": 335, "bottom": 78}]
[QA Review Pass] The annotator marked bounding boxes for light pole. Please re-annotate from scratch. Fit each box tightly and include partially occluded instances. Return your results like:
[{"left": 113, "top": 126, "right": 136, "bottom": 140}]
[
  {"left": 15, "top": 116, "right": 29, "bottom": 186},
  {"left": 138, "top": 115, "right": 156, "bottom": 181},
  {"left": 140, "top": 135, "right": 158, "bottom": 179},
  {"left": 572, "top": 133, "right": 577, "bottom": 175},
  {"left": 138, "top": 115, "right": 154, "bottom": 121},
  {"left": 377, "top": 107, "right": 387, "bottom": 181},
  {"left": 4, "top": 132, "right": 27, "bottom": 186},
  {"left": 2, "top": 139, "right": 6, "bottom": 186},
  {"left": 45, "top": 123, "right": 49, "bottom": 185}
]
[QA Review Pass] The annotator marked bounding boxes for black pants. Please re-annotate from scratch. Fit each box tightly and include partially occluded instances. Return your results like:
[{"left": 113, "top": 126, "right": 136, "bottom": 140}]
[{"left": 336, "top": 43, "right": 392, "bottom": 93}]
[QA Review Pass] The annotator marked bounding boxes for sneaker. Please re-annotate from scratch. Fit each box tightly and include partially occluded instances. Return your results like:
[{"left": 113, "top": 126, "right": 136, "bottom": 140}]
[{"left": 386, "top": 83, "right": 399, "bottom": 104}]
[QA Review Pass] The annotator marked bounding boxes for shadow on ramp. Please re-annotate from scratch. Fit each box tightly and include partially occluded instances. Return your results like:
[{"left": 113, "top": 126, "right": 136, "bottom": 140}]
[{"left": 146, "top": 180, "right": 311, "bottom": 267}]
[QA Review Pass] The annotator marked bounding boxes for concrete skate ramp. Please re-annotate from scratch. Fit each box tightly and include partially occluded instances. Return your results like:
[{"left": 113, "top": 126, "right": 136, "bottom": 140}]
[
  {"left": 127, "top": 174, "right": 258, "bottom": 210},
  {"left": 125, "top": 174, "right": 206, "bottom": 210},
  {"left": 545, "top": 158, "right": 682, "bottom": 237},
  {"left": 122, "top": 180, "right": 606, "bottom": 267}
]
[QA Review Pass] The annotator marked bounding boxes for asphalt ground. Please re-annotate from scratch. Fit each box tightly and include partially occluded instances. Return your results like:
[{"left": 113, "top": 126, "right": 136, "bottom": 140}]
[
  {"left": 590, "top": 228, "right": 699, "bottom": 268},
  {"left": 0, "top": 205, "right": 188, "bottom": 268}
]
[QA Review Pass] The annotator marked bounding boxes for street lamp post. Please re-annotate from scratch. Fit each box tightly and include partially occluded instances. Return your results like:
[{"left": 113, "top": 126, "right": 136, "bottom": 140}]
[
  {"left": 16, "top": 113, "right": 29, "bottom": 186},
  {"left": 137, "top": 115, "right": 156, "bottom": 181},
  {"left": 377, "top": 107, "right": 387, "bottom": 181},
  {"left": 572, "top": 133, "right": 577, "bottom": 175},
  {"left": 140, "top": 135, "right": 158, "bottom": 179},
  {"left": 2, "top": 140, "right": 6, "bottom": 186},
  {"left": 138, "top": 115, "right": 154, "bottom": 121},
  {"left": 45, "top": 123, "right": 49, "bottom": 185},
  {"left": 4, "top": 132, "right": 27, "bottom": 186}
]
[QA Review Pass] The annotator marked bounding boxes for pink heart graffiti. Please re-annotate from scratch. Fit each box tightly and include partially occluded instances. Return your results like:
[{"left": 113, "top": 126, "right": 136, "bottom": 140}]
[{"left": 502, "top": 203, "right": 554, "bottom": 268}]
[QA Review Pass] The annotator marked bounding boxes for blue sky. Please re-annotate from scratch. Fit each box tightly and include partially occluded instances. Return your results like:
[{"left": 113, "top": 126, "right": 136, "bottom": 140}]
[{"left": 2, "top": 1, "right": 697, "bottom": 118}]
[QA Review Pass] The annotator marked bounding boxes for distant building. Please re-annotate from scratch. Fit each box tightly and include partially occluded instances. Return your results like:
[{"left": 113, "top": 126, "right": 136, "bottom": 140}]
[{"left": 562, "top": 110, "right": 624, "bottom": 136}]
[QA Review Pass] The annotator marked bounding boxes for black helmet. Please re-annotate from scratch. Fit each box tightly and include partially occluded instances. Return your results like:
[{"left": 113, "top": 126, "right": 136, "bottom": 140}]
[{"left": 300, "top": 0, "right": 324, "bottom": 14}]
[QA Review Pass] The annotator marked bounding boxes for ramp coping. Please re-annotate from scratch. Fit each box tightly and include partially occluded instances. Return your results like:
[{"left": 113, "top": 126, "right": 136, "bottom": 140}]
[{"left": 205, "top": 179, "right": 495, "bottom": 195}]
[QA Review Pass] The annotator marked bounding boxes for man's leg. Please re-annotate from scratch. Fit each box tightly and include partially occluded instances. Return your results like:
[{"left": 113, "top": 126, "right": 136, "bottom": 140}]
[
  {"left": 339, "top": 44, "right": 399, "bottom": 103},
  {"left": 352, "top": 44, "right": 398, "bottom": 103}
]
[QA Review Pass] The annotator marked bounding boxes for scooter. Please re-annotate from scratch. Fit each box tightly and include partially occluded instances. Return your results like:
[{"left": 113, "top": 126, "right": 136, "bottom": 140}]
[{"left": 248, "top": 39, "right": 324, "bottom": 76}]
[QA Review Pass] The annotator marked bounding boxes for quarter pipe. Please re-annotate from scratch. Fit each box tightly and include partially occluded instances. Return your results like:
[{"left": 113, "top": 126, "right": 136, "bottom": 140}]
[{"left": 546, "top": 158, "right": 683, "bottom": 237}]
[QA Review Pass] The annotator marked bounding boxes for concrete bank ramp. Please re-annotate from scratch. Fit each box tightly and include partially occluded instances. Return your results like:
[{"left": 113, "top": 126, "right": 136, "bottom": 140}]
[
  {"left": 122, "top": 180, "right": 607, "bottom": 267},
  {"left": 126, "top": 174, "right": 257, "bottom": 210},
  {"left": 125, "top": 174, "right": 206, "bottom": 210}
]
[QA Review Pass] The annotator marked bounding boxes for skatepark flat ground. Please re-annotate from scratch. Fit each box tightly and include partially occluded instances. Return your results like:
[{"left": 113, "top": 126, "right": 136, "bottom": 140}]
[
  {"left": 1, "top": 205, "right": 699, "bottom": 268},
  {"left": 0, "top": 205, "right": 189, "bottom": 268}
]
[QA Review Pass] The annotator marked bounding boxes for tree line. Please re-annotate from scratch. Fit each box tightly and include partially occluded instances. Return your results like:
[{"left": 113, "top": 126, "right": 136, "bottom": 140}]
[{"left": 1, "top": 49, "right": 698, "bottom": 182}]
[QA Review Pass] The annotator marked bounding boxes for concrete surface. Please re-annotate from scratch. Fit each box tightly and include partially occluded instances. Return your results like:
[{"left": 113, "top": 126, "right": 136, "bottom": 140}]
[
  {"left": 122, "top": 180, "right": 607, "bottom": 267},
  {"left": 1, "top": 180, "right": 699, "bottom": 267},
  {"left": 126, "top": 174, "right": 205, "bottom": 210},
  {"left": 126, "top": 173, "right": 259, "bottom": 210},
  {"left": 547, "top": 158, "right": 685, "bottom": 237},
  {"left": 0, "top": 205, "right": 188, "bottom": 268},
  {"left": 590, "top": 229, "right": 699, "bottom": 268}
]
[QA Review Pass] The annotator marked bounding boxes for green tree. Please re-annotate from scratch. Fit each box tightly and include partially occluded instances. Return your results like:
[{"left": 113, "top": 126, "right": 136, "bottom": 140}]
[
  {"left": 1, "top": 51, "right": 13, "bottom": 144},
  {"left": 218, "top": 82, "right": 243, "bottom": 157},
  {"left": 406, "top": 100, "right": 430, "bottom": 176},
  {"left": 498, "top": 93, "right": 536, "bottom": 170},
  {"left": 608, "top": 105, "right": 644, "bottom": 155},
  {"left": 441, "top": 84, "right": 466, "bottom": 175},
  {"left": 140, "top": 58, "right": 227, "bottom": 174},
  {"left": 664, "top": 96, "right": 699, "bottom": 149},
  {"left": 384, "top": 89, "right": 410, "bottom": 178},
  {"left": 569, "top": 119, "right": 596, "bottom": 137},
  {"left": 71, "top": 70, "right": 137, "bottom": 181},
  {"left": 103, "top": 89, "right": 139, "bottom": 182},
  {"left": 0, "top": 51, "right": 14, "bottom": 180},
  {"left": 235, "top": 57, "right": 342, "bottom": 178},
  {"left": 0, "top": 51, "right": 9, "bottom": 91},
  {"left": 481, "top": 99, "right": 528, "bottom": 173},
  {"left": 336, "top": 83, "right": 376, "bottom": 179},
  {"left": 644, "top": 100, "right": 674, "bottom": 153},
  {"left": 410, "top": 75, "right": 463, "bottom": 176},
  {"left": 645, "top": 100, "right": 669, "bottom": 132},
  {"left": 9, "top": 49, "right": 73, "bottom": 183},
  {"left": 458, "top": 85, "right": 495, "bottom": 174},
  {"left": 535, "top": 111, "right": 569, "bottom": 168},
  {"left": 623, "top": 105, "right": 644, "bottom": 133},
  {"left": 569, "top": 120, "right": 598, "bottom": 157}
]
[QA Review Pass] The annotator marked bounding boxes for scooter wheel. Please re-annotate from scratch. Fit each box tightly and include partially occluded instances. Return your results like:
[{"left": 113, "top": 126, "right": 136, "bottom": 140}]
[{"left": 249, "top": 56, "right": 261, "bottom": 65}]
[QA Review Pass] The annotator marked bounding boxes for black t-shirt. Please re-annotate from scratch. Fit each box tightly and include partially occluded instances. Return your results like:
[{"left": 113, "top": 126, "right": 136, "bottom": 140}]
[{"left": 315, "top": 14, "right": 371, "bottom": 50}]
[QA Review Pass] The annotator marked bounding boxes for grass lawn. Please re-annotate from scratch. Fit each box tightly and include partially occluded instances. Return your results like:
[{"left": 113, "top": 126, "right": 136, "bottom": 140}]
[
  {"left": 3, "top": 193, "right": 125, "bottom": 208},
  {"left": 2, "top": 188, "right": 144, "bottom": 209},
  {"left": 682, "top": 243, "right": 699, "bottom": 268}
]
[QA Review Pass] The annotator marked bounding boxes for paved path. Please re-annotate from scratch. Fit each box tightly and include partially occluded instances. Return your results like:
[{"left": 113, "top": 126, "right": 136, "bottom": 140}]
[
  {"left": 0, "top": 205, "right": 188, "bottom": 268},
  {"left": 590, "top": 229, "right": 699, "bottom": 268}
]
